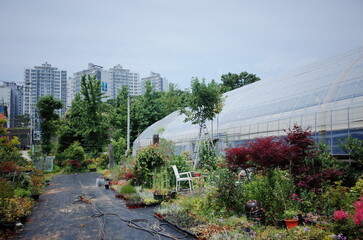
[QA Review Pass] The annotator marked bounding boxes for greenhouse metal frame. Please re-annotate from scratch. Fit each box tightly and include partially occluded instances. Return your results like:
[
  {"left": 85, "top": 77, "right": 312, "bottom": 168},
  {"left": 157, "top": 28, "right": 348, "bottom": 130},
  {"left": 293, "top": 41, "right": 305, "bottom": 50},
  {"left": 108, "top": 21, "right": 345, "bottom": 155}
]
[{"left": 133, "top": 47, "right": 363, "bottom": 156}]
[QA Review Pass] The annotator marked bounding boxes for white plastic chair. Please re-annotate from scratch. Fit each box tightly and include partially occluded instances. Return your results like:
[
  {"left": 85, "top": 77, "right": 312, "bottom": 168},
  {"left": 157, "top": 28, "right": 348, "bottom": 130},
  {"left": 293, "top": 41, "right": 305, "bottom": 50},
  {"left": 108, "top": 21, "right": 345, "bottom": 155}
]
[{"left": 172, "top": 165, "right": 193, "bottom": 191}]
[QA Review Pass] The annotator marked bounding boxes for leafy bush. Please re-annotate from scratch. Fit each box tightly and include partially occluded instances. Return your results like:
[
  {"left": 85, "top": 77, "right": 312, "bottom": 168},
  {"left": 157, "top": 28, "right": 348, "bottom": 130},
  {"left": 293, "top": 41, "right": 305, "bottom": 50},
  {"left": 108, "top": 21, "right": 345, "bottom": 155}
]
[
  {"left": 63, "top": 160, "right": 81, "bottom": 173},
  {"left": 198, "top": 140, "right": 219, "bottom": 171},
  {"left": 241, "top": 169, "right": 296, "bottom": 221},
  {"left": 64, "top": 141, "right": 85, "bottom": 162},
  {"left": 119, "top": 184, "right": 136, "bottom": 195},
  {"left": 14, "top": 188, "right": 31, "bottom": 197},
  {"left": 339, "top": 136, "right": 363, "bottom": 165},
  {"left": 134, "top": 145, "right": 164, "bottom": 187},
  {"left": 212, "top": 168, "right": 244, "bottom": 215},
  {"left": 94, "top": 153, "right": 109, "bottom": 169},
  {"left": 318, "top": 181, "right": 352, "bottom": 214}
]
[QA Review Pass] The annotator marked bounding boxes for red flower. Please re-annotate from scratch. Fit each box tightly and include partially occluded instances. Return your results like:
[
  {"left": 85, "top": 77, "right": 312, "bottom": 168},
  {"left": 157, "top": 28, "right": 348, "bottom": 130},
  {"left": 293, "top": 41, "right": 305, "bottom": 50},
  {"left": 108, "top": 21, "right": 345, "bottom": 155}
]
[
  {"left": 334, "top": 209, "right": 349, "bottom": 221},
  {"left": 354, "top": 196, "right": 363, "bottom": 226}
]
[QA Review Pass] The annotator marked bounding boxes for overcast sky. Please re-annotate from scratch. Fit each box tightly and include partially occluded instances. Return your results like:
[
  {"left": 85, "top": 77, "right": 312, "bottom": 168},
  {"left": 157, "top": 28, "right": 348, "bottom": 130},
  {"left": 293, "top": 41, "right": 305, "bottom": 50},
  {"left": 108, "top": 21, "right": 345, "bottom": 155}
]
[{"left": 1, "top": 0, "right": 362, "bottom": 89}]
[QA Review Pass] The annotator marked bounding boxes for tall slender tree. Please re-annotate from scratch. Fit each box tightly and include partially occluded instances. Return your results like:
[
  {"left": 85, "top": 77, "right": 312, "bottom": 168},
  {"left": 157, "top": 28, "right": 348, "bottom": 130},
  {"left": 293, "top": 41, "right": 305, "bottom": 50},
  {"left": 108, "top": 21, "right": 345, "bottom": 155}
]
[
  {"left": 79, "top": 74, "right": 109, "bottom": 155},
  {"left": 36, "top": 95, "right": 63, "bottom": 154},
  {"left": 180, "top": 77, "right": 224, "bottom": 167}
]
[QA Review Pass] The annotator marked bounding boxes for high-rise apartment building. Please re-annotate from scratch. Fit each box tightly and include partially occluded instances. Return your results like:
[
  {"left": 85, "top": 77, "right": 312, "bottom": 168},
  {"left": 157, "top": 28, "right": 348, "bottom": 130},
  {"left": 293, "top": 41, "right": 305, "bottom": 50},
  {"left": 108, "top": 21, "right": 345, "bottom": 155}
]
[
  {"left": 67, "top": 63, "right": 111, "bottom": 107},
  {"left": 0, "top": 81, "right": 23, "bottom": 127},
  {"left": 141, "top": 72, "right": 169, "bottom": 94},
  {"left": 109, "top": 64, "right": 140, "bottom": 97},
  {"left": 67, "top": 63, "right": 140, "bottom": 107},
  {"left": 24, "top": 62, "right": 67, "bottom": 140}
]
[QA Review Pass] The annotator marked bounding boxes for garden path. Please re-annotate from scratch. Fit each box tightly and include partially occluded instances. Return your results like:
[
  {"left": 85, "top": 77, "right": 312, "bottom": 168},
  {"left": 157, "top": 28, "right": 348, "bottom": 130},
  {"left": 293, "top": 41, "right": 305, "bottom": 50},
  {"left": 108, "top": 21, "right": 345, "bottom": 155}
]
[{"left": 17, "top": 173, "right": 192, "bottom": 240}]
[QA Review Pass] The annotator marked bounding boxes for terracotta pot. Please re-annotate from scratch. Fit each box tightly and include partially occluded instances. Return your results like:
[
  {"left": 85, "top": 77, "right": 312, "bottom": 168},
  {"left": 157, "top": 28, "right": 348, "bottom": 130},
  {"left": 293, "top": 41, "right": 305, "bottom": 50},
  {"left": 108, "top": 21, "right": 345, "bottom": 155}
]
[{"left": 284, "top": 219, "right": 299, "bottom": 229}]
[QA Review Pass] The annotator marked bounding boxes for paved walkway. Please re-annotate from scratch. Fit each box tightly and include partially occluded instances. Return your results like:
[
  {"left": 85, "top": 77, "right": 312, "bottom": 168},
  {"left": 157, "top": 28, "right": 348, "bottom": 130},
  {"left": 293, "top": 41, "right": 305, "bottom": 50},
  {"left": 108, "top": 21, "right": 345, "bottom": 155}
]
[{"left": 17, "top": 173, "right": 192, "bottom": 240}]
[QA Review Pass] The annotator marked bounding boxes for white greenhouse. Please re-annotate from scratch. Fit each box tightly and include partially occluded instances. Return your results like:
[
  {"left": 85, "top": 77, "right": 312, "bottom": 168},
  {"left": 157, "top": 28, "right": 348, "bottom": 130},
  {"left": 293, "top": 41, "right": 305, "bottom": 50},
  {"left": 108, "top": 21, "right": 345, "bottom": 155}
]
[{"left": 133, "top": 47, "right": 363, "bottom": 157}]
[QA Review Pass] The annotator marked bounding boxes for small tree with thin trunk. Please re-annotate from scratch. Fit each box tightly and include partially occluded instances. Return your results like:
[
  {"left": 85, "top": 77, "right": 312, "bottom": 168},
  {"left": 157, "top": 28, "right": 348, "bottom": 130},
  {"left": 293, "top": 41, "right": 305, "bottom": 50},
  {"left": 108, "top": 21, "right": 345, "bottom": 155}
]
[{"left": 180, "top": 77, "right": 224, "bottom": 168}]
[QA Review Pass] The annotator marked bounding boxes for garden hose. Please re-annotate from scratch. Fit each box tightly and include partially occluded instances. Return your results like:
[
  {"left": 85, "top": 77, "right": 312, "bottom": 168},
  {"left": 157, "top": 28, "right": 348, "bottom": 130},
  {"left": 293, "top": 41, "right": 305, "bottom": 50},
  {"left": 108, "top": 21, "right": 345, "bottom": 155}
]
[{"left": 75, "top": 175, "right": 189, "bottom": 240}]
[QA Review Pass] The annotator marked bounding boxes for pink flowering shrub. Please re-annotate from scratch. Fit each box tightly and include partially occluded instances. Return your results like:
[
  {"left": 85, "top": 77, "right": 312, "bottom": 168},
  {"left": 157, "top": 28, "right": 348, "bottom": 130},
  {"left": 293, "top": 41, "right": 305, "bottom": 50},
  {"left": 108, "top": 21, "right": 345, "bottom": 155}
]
[
  {"left": 334, "top": 209, "right": 349, "bottom": 221},
  {"left": 353, "top": 196, "right": 363, "bottom": 226}
]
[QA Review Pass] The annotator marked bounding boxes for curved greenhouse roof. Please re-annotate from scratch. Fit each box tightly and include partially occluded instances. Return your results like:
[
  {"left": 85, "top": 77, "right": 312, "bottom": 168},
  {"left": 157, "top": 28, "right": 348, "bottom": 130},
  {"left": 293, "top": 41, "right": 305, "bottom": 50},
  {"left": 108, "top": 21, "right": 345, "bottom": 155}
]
[{"left": 133, "top": 47, "right": 363, "bottom": 155}]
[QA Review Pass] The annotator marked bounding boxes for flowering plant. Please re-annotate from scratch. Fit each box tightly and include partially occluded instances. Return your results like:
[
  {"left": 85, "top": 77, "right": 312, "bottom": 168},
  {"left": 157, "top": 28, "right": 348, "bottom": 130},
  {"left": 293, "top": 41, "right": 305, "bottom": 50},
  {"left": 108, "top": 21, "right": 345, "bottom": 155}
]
[
  {"left": 0, "top": 197, "right": 35, "bottom": 222},
  {"left": 334, "top": 209, "right": 349, "bottom": 221},
  {"left": 30, "top": 175, "right": 45, "bottom": 194},
  {"left": 332, "top": 196, "right": 363, "bottom": 239},
  {"left": 353, "top": 195, "right": 363, "bottom": 226}
]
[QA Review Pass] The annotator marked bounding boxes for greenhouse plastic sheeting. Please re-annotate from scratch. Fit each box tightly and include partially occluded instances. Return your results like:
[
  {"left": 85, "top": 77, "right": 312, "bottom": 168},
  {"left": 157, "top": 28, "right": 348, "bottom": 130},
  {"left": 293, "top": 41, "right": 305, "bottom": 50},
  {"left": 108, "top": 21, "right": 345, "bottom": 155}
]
[{"left": 133, "top": 47, "right": 363, "bottom": 156}]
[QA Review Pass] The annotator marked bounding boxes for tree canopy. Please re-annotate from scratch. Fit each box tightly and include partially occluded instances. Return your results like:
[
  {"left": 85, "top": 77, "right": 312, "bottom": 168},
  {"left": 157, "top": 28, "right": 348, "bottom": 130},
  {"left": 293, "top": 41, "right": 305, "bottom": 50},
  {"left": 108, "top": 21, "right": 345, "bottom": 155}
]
[
  {"left": 181, "top": 77, "right": 224, "bottom": 128},
  {"left": 36, "top": 95, "right": 63, "bottom": 154},
  {"left": 220, "top": 71, "right": 260, "bottom": 93}
]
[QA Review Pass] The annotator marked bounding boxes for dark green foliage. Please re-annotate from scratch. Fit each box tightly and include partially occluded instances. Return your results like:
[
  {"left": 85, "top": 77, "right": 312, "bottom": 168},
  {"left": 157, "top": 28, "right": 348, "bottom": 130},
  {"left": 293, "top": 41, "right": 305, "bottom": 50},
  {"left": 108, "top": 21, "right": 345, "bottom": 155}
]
[
  {"left": 111, "top": 137, "right": 126, "bottom": 164},
  {"left": 36, "top": 95, "right": 63, "bottom": 154},
  {"left": 131, "top": 81, "right": 163, "bottom": 143},
  {"left": 14, "top": 114, "right": 30, "bottom": 128},
  {"left": 134, "top": 145, "right": 165, "bottom": 187},
  {"left": 80, "top": 75, "right": 109, "bottom": 155},
  {"left": 220, "top": 71, "right": 260, "bottom": 93},
  {"left": 57, "top": 75, "right": 109, "bottom": 157},
  {"left": 213, "top": 168, "right": 243, "bottom": 214},
  {"left": 109, "top": 86, "right": 128, "bottom": 141},
  {"left": 63, "top": 141, "right": 85, "bottom": 162},
  {"left": 339, "top": 136, "right": 363, "bottom": 164}
]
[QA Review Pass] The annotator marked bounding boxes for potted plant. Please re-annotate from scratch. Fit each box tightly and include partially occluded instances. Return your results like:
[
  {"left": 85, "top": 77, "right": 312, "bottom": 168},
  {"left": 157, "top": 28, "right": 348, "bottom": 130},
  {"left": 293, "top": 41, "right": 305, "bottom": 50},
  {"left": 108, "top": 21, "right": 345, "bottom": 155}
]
[
  {"left": 125, "top": 194, "right": 143, "bottom": 208},
  {"left": 283, "top": 209, "right": 299, "bottom": 229},
  {"left": 88, "top": 164, "right": 97, "bottom": 172},
  {"left": 152, "top": 170, "right": 170, "bottom": 201},
  {"left": 30, "top": 175, "right": 44, "bottom": 201},
  {"left": 0, "top": 197, "right": 25, "bottom": 231}
]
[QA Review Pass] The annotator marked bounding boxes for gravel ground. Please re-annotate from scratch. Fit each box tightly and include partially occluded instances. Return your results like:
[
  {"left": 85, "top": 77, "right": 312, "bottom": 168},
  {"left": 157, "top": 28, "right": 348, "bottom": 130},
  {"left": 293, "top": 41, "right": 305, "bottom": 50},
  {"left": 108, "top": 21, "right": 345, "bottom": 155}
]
[{"left": 16, "top": 173, "right": 192, "bottom": 240}]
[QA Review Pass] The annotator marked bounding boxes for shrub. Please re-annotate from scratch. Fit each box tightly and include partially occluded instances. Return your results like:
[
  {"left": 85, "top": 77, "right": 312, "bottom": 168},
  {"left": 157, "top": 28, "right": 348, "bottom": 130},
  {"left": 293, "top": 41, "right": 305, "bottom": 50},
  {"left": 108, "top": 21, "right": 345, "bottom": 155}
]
[
  {"left": 134, "top": 145, "right": 164, "bottom": 187},
  {"left": 95, "top": 153, "right": 109, "bottom": 169},
  {"left": 198, "top": 140, "right": 219, "bottom": 171},
  {"left": 119, "top": 184, "right": 136, "bottom": 195},
  {"left": 64, "top": 141, "right": 85, "bottom": 162},
  {"left": 63, "top": 159, "right": 81, "bottom": 173},
  {"left": 241, "top": 169, "right": 296, "bottom": 221},
  {"left": 29, "top": 175, "right": 45, "bottom": 195},
  {"left": 14, "top": 188, "right": 31, "bottom": 198},
  {"left": 225, "top": 146, "right": 251, "bottom": 172}
]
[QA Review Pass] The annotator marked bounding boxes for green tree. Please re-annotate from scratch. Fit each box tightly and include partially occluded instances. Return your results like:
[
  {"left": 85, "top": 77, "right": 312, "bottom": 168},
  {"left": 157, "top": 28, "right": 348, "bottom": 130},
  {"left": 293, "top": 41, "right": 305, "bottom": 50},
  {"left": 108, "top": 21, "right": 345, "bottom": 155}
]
[
  {"left": 181, "top": 77, "right": 224, "bottom": 128},
  {"left": 109, "top": 86, "right": 129, "bottom": 141},
  {"left": 57, "top": 94, "right": 84, "bottom": 152},
  {"left": 14, "top": 114, "right": 30, "bottom": 128},
  {"left": 131, "top": 81, "right": 164, "bottom": 143},
  {"left": 180, "top": 77, "right": 224, "bottom": 167},
  {"left": 220, "top": 71, "right": 260, "bottom": 93},
  {"left": 339, "top": 136, "right": 363, "bottom": 164},
  {"left": 57, "top": 75, "right": 110, "bottom": 157},
  {"left": 36, "top": 95, "right": 63, "bottom": 154},
  {"left": 79, "top": 75, "right": 109, "bottom": 156},
  {"left": 159, "top": 83, "right": 189, "bottom": 116}
]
